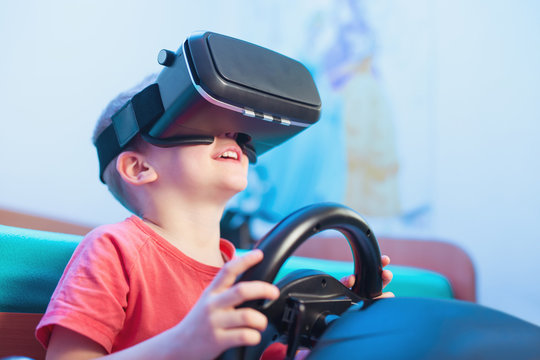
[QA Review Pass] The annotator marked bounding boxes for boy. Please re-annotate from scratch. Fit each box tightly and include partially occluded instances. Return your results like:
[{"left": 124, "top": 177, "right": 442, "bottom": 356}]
[{"left": 36, "top": 73, "right": 393, "bottom": 359}]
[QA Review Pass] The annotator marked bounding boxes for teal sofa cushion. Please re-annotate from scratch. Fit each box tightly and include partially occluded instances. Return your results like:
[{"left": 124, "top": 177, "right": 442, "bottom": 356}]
[
  {"left": 0, "top": 225, "right": 452, "bottom": 313},
  {"left": 0, "top": 225, "right": 80, "bottom": 313}
]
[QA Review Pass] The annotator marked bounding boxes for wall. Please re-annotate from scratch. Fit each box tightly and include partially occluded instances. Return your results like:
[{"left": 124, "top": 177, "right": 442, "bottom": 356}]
[{"left": 432, "top": 0, "right": 540, "bottom": 324}]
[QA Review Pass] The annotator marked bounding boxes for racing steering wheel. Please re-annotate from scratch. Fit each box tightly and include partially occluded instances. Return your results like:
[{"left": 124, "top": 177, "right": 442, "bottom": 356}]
[{"left": 219, "top": 203, "right": 383, "bottom": 360}]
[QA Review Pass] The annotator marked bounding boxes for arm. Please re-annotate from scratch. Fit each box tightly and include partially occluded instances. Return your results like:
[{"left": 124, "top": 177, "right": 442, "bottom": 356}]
[
  {"left": 46, "top": 250, "right": 279, "bottom": 360},
  {"left": 46, "top": 326, "right": 107, "bottom": 360}
]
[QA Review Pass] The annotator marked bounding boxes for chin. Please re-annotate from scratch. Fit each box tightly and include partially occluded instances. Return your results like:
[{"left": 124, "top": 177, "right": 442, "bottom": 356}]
[
  {"left": 219, "top": 179, "right": 247, "bottom": 197},
  {"left": 231, "top": 174, "right": 248, "bottom": 191},
  {"left": 232, "top": 181, "right": 248, "bottom": 193}
]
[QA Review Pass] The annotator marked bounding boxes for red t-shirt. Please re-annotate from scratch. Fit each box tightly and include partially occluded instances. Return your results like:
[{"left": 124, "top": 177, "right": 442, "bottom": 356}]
[{"left": 36, "top": 216, "right": 236, "bottom": 352}]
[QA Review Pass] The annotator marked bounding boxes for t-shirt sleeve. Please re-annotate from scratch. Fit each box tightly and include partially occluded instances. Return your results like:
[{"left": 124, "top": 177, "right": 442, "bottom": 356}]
[{"left": 35, "top": 229, "right": 131, "bottom": 353}]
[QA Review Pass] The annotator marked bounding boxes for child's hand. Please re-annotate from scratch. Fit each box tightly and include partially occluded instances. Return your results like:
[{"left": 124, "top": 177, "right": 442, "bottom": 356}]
[
  {"left": 172, "top": 249, "right": 279, "bottom": 360},
  {"left": 340, "top": 255, "right": 395, "bottom": 298}
]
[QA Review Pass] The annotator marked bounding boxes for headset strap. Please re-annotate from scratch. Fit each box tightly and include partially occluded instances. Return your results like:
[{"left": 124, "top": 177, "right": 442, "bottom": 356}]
[{"left": 95, "top": 83, "right": 164, "bottom": 182}]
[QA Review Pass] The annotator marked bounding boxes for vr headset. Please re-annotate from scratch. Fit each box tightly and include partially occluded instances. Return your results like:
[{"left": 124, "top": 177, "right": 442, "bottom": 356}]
[{"left": 95, "top": 31, "right": 322, "bottom": 181}]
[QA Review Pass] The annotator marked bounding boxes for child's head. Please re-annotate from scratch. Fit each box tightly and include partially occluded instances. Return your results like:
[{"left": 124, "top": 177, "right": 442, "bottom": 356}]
[
  {"left": 93, "top": 74, "right": 249, "bottom": 215},
  {"left": 92, "top": 74, "right": 157, "bottom": 214}
]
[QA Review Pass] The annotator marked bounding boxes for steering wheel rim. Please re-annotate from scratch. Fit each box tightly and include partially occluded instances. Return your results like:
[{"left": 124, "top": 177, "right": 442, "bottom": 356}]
[{"left": 220, "top": 203, "right": 383, "bottom": 359}]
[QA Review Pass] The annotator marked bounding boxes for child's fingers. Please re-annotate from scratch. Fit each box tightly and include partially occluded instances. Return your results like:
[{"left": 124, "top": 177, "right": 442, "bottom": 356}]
[
  {"left": 375, "top": 291, "right": 395, "bottom": 299},
  {"left": 217, "top": 328, "right": 263, "bottom": 348},
  {"left": 340, "top": 270, "right": 392, "bottom": 289},
  {"left": 216, "top": 308, "right": 269, "bottom": 332},
  {"left": 382, "top": 269, "right": 393, "bottom": 288},
  {"left": 339, "top": 274, "right": 355, "bottom": 288},
  {"left": 209, "top": 250, "right": 265, "bottom": 292},
  {"left": 216, "top": 280, "right": 280, "bottom": 308},
  {"left": 340, "top": 255, "right": 392, "bottom": 291}
]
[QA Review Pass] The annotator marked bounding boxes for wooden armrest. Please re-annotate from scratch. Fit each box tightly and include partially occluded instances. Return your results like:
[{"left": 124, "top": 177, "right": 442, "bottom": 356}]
[{"left": 0, "top": 312, "right": 46, "bottom": 360}]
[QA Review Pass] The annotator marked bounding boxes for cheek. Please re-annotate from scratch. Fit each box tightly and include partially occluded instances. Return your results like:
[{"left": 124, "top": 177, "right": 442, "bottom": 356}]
[
  {"left": 155, "top": 149, "right": 207, "bottom": 184},
  {"left": 179, "top": 157, "right": 212, "bottom": 184},
  {"left": 176, "top": 146, "right": 211, "bottom": 168}
]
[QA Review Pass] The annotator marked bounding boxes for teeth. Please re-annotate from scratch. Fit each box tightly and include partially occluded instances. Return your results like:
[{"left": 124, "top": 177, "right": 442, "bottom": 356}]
[{"left": 220, "top": 151, "right": 238, "bottom": 160}]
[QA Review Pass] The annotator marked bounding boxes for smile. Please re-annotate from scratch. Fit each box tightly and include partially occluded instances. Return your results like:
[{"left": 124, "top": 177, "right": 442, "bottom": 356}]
[{"left": 219, "top": 151, "right": 239, "bottom": 160}]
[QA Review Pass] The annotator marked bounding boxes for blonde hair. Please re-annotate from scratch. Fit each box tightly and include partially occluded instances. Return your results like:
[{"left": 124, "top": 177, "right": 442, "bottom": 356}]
[{"left": 92, "top": 74, "right": 158, "bottom": 215}]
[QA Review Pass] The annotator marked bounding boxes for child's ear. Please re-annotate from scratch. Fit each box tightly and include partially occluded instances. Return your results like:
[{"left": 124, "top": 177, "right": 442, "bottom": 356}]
[{"left": 116, "top": 151, "right": 158, "bottom": 185}]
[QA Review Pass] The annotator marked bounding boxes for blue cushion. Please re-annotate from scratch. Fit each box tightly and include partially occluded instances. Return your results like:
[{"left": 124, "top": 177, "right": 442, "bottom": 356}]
[{"left": 0, "top": 225, "right": 452, "bottom": 313}]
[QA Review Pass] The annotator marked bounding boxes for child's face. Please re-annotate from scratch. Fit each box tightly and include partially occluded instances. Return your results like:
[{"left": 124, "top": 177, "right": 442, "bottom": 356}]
[{"left": 145, "top": 133, "right": 249, "bottom": 200}]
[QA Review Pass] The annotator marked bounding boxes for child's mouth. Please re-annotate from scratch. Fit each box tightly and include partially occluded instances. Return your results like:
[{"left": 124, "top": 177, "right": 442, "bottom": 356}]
[{"left": 219, "top": 151, "right": 239, "bottom": 160}]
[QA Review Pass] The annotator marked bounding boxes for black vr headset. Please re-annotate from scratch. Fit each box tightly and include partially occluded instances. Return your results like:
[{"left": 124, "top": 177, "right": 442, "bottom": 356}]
[{"left": 95, "top": 31, "right": 322, "bottom": 181}]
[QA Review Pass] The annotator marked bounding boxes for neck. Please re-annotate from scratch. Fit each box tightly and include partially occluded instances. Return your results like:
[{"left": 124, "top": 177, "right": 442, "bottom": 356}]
[{"left": 140, "top": 193, "right": 229, "bottom": 267}]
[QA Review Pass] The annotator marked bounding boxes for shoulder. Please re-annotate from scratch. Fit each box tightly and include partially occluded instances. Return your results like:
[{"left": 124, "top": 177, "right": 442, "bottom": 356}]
[
  {"left": 36, "top": 217, "right": 149, "bottom": 352},
  {"left": 72, "top": 216, "right": 151, "bottom": 269},
  {"left": 51, "top": 216, "right": 156, "bottom": 295},
  {"left": 87, "top": 216, "right": 146, "bottom": 241},
  {"left": 84, "top": 216, "right": 149, "bottom": 249}
]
